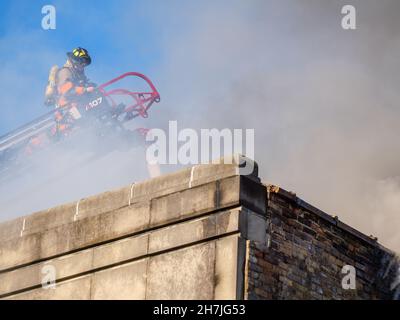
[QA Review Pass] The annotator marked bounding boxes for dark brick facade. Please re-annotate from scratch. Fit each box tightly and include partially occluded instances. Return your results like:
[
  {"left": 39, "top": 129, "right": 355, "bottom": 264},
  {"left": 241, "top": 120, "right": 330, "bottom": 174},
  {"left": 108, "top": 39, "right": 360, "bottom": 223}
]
[{"left": 246, "top": 185, "right": 400, "bottom": 300}]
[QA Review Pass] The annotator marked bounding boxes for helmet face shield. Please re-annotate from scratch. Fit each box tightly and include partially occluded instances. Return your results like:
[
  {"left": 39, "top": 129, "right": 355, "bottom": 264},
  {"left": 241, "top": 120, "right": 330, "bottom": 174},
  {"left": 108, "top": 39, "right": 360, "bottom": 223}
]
[
  {"left": 73, "top": 59, "right": 89, "bottom": 70},
  {"left": 67, "top": 47, "right": 91, "bottom": 68},
  {"left": 71, "top": 62, "right": 85, "bottom": 72}
]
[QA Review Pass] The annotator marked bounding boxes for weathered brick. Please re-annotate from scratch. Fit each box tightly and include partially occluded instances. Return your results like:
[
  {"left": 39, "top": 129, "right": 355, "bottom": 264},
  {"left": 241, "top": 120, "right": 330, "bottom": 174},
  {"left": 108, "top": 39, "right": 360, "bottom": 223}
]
[{"left": 246, "top": 190, "right": 398, "bottom": 300}]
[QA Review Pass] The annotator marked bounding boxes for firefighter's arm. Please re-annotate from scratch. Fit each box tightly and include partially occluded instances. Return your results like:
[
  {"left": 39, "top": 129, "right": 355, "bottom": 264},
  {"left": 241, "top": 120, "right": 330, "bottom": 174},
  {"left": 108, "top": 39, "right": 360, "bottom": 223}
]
[
  {"left": 62, "top": 71, "right": 96, "bottom": 95},
  {"left": 74, "top": 86, "right": 95, "bottom": 95},
  {"left": 57, "top": 69, "right": 95, "bottom": 106},
  {"left": 58, "top": 80, "right": 94, "bottom": 96}
]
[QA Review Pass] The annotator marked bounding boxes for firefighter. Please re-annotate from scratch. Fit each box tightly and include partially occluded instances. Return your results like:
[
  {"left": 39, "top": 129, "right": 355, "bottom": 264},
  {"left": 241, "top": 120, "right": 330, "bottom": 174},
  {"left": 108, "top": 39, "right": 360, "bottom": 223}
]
[
  {"left": 56, "top": 47, "right": 95, "bottom": 108},
  {"left": 44, "top": 47, "right": 96, "bottom": 136}
]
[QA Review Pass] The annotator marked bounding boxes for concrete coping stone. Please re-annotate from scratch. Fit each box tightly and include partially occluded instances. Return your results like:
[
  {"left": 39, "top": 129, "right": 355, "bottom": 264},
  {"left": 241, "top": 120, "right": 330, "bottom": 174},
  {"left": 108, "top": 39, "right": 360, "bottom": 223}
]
[{"left": 0, "top": 156, "right": 259, "bottom": 243}]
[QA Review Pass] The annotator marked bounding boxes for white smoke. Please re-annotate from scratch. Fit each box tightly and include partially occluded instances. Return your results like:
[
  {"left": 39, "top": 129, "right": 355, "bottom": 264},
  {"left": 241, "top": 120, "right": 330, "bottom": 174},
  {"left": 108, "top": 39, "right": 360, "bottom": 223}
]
[
  {"left": 143, "top": 0, "right": 400, "bottom": 252},
  {"left": 0, "top": 0, "right": 399, "bottom": 252}
]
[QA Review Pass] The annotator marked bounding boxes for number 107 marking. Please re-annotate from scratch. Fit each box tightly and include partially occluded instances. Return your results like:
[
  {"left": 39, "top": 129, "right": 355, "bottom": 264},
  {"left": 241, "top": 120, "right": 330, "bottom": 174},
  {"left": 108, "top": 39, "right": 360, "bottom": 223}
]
[{"left": 86, "top": 97, "right": 103, "bottom": 110}]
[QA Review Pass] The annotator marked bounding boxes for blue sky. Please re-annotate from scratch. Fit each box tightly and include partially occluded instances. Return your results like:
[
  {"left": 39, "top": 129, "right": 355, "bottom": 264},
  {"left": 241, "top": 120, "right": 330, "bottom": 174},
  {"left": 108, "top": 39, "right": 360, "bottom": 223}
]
[
  {"left": 0, "top": 0, "right": 331, "bottom": 134},
  {"left": 0, "top": 0, "right": 180, "bottom": 133},
  {"left": 2, "top": 0, "right": 270, "bottom": 133},
  {"left": 0, "top": 0, "right": 166, "bottom": 70}
]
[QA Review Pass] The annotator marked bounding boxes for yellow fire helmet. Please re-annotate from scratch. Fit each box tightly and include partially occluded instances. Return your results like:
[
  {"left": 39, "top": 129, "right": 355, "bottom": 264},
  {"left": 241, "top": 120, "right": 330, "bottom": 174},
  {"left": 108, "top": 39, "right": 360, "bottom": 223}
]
[{"left": 67, "top": 47, "right": 91, "bottom": 67}]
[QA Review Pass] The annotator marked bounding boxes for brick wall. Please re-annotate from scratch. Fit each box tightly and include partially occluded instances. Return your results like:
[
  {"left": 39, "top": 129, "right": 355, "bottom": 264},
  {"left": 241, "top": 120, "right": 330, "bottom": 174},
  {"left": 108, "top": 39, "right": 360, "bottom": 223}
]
[{"left": 246, "top": 185, "right": 400, "bottom": 300}]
